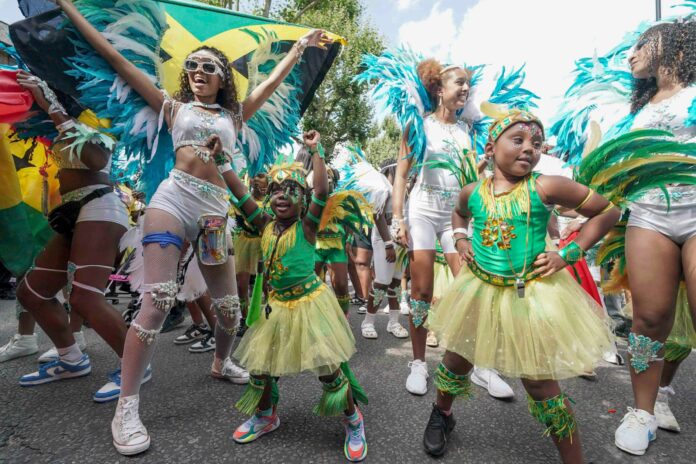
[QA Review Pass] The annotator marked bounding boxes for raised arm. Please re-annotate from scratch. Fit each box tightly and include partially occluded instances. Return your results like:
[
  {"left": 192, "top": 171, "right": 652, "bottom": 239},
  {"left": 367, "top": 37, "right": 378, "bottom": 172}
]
[
  {"left": 302, "top": 130, "right": 327, "bottom": 237},
  {"left": 242, "top": 29, "right": 332, "bottom": 121},
  {"left": 57, "top": 0, "right": 165, "bottom": 114},
  {"left": 392, "top": 129, "right": 415, "bottom": 247},
  {"left": 17, "top": 70, "right": 110, "bottom": 170}
]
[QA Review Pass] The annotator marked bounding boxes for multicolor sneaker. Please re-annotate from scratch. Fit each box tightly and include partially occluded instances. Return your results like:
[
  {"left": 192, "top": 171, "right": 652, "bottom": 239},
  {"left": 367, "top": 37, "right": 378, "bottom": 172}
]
[
  {"left": 344, "top": 408, "right": 367, "bottom": 462},
  {"left": 233, "top": 409, "right": 280, "bottom": 443},
  {"left": 93, "top": 366, "right": 153, "bottom": 403},
  {"left": 19, "top": 354, "right": 91, "bottom": 386}
]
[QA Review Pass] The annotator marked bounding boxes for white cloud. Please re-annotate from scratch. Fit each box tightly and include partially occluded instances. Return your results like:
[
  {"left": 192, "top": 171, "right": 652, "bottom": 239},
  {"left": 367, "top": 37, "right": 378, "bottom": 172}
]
[
  {"left": 397, "top": 0, "right": 693, "bottom": 122},
  {"left": 396, "top": 0, "right": 421, "bottom": 11}
]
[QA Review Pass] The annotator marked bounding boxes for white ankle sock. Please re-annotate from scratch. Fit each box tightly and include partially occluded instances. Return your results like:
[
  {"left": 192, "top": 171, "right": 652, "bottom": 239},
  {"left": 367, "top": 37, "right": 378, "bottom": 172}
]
[
  {"left": 388, "top": 310, "right": 400, "bottom": 324},
  {"left": 57, "top": 343, "right": 83, "bottom": 363},
  {"left": 364, "top": 313, "right": 376, "bottom": 325}
]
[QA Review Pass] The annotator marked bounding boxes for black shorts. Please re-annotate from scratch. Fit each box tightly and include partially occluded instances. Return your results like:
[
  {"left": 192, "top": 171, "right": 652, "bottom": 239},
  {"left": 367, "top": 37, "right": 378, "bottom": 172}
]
[{"left": 351, "top": 228, "right": 373, "bottom": 251}]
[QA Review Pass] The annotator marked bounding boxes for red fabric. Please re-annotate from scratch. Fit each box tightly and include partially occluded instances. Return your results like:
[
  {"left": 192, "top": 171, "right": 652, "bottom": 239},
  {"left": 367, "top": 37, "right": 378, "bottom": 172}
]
[
  {"left": 0, "top": 69, "right": 34, "bottom": 124},
  {"left": 559, "top": 231, "right": 602, "bottom": 305}
]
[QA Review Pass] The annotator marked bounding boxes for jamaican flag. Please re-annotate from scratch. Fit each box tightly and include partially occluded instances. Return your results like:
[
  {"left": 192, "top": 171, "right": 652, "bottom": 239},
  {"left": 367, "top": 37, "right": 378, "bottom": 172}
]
[
  {"left": 0, "top": 125, "right": 59, "bottom": 276},
  {"left": 10, "top": 0, "right": 343, "bottom": 114}
]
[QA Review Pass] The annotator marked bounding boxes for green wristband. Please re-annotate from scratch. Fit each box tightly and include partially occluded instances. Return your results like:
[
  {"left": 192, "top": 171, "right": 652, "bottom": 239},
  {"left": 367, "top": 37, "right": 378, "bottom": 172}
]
[
  {"left": 306, "top": 210, "right": 321, "bottom": 225},
  {"left": 311, "top": 194, "right": 327, "bottom": 207},
  {"left": 234, "top": 192, "right": 251, "bottom": 209},
  {"left": 246, "top": 207, "right": 262, "bottom": 223},
  {"left": 558, "top": 241, "right": 585, "bottom": 266},
  {"left": 310, "top": 142, "right": 325, "bottom": 159}
]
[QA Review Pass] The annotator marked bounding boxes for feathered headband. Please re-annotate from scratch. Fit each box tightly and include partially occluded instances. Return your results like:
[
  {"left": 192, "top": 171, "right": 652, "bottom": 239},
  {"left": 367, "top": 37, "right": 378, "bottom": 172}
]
[
  {"left": 268, "top": 161, "right": 307, "bottom": 189},
  {"left": 482, "top": 102, "right": 544, "bottom": 142}
]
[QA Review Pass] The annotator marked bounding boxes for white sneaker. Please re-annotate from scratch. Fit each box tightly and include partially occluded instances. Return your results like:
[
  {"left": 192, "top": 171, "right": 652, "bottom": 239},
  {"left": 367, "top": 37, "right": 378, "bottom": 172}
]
[
  {"left": 406, "top": 360, "right": 428, "bottom": 395},
  {"left": 382, "top": 303, "right": 390, "bottom": 314},
  {"left": 399, "top": 300, "right": 410, "bottom": 315},
  {"left": 471, "top": 367, "right": 514, "bottom": 399},
  {"left": 0, "top": 334, "right": 38, "bottom": 362},
  {"left": 615, "top": 407, "right": 657, "bottom": 456},
  {"left": 426, "top": 331, "right": 439, "bottom": 347},
  {"left": 386, "top": 321, "right": 409, "bottom": 339},
  {"left": 361, "top": 321, "right": 378, "bottom": 339},
  {"left": 212, "top": 357, "right": 249, "bottom": 385},
  {"left": 38, "top": 332, "right": 87, "bottom": 363},
  {"left": 655, "top": 386, "right": 680, "bottom": 432},
  {"left": 602, "top": 349, "right": 624, "bottom": 366},
  {"left": 112, "top": 394, "right": 150, "bottom": 456},
  {"left": 357, "top": 305, "right": 367, "bottom": 315}
]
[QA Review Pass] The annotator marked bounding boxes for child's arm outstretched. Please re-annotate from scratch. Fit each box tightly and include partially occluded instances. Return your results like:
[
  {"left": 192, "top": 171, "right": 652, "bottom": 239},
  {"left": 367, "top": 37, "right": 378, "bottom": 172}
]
[
  {"left": 302, "top": 130, "right": 327, "bottom": 241},
  {"left": 451, "top": 184, "right": 477, "bottom": 264},
  {"left": 533, "top": 175, "right": 621, "bottom": 277},
  {"left": 58, "top": 0, "right": 168, "bottom": 120}
]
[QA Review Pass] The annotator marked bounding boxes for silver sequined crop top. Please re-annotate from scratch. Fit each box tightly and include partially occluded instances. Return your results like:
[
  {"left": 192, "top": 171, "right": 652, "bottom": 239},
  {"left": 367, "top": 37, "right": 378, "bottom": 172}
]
[{"left": 170, "top": 101, "right": 241, "bottom": 156}]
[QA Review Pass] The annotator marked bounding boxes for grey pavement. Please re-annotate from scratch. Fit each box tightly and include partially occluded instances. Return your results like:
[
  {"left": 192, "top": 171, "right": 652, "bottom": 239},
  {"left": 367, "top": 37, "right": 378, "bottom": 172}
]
[{"left": 0, "top": 298, "right": 693, "bottom": 464}]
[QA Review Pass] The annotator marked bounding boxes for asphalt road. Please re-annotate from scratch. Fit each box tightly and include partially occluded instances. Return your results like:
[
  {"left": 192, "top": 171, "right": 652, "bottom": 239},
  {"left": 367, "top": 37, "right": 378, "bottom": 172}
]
[{"left": 1, "top": 298, "right": 694, "bottom": 464}]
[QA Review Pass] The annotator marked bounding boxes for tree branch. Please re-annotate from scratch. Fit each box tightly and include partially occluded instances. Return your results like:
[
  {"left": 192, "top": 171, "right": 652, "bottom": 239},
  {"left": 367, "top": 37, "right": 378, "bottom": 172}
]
[{"left": 293, "top": 0, "right": 322, "bottom": 21}]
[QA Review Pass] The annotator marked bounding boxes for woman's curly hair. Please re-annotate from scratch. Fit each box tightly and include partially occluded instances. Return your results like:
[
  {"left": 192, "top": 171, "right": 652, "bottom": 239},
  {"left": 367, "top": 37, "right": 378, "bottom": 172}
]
[
  {"left": 630, "top": 21, "right": 696, "bottom": 113},
  {"left": 173, "top": 46, "right": 242, "bottom": 114}
]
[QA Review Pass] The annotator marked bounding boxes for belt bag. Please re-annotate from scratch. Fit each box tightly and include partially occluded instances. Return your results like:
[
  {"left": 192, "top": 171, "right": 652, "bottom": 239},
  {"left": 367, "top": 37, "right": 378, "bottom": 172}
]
[{"left": 48, "top": 187, "right": 113, "bottom": 236}]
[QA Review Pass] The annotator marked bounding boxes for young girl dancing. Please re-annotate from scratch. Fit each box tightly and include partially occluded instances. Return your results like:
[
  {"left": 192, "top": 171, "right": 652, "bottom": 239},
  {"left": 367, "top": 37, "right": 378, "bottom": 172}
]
[
  {"left": 422, "top": 107, "right": 618, "bottom": 463},
  {"left": 222, "top": 131, "right": 367, "bottom": 462}
]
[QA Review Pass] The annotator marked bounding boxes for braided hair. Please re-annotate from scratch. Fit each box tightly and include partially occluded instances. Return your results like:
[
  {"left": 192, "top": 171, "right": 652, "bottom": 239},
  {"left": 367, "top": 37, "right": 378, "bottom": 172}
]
[
  {"left": 630, "top": 21, "right": 696, "bottom": 113},
  {"left": 173, "top": 46, "right": 242, "bottom": 114}
]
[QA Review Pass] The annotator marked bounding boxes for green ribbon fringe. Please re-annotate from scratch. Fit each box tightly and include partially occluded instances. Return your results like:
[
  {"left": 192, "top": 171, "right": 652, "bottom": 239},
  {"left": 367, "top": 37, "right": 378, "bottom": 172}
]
[
  {"left": 235, "top": 376, "right": 279, "bottom": 416},
  {"left": 341, "top": 362, "right": 368, "bottom": 406},
  {"left": 246, "top": 272, "right": 264, "bottom": 327},
  {"left": 664, "top": 341, "right": 692, "bottom": 363},
  {"left": 433, "top": 363, "right": 472, "bottom": 398},
  {"left": 314, "top": 371, "right": 350, "bottom": 416},
  {"left": 527, "top": 393, "right": 577, "bottom": 442}
]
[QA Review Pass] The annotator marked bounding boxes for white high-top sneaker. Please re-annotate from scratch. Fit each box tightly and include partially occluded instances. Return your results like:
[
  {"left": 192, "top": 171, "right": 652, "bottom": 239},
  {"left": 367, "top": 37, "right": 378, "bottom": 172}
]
[
  {"left": 0, "top": 334, "right": 38, "bottom": 362},
  {"left": 615, "top": 407, "right": 658, "bottom": 456},
  {"left": 112, "top": 395, "right": 150, "bottom": 456}
]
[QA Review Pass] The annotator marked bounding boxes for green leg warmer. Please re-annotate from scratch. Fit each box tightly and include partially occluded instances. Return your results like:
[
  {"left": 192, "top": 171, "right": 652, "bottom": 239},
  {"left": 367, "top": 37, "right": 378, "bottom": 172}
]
[
  {"left": 314, "top": 370, "right": 350, "bottom": 417},
  {"left": 527, "top": 393, "right": 577, "bottom": 442},
  {"left": 235, "top": 376, "right": 279, "bottom": 416},
  {"left": 433, "top": 363, "right": 472, "bottom": 398},
  {"left": 664, "top": 341, "right": 692, "bottom": 363},
  {"left": 337, "top": 294, "right": 351, "bottom": 315}
]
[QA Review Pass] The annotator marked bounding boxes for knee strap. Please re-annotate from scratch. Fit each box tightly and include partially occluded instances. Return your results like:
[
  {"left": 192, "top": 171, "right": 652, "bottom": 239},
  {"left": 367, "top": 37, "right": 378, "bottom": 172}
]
[
  {"left": 142, "top": 231, "right": 184, "bottom": 250},
  {"left": 21, "top": 264, "right": 68, "bottom": 301},
  {"left": 628, "top": 332, "right": 664, "bottom": 374},
  {"left": 370, "top": 286, "right": 386, "bottom": 308},
  {"left": 386, "top": 288, "right": 400, "bottom": 302},
  {"left": 67, "top": 263, "right": 114, "bottom": 298},
  {"left": 527, "top": 393, "right": 577, "bottom": 441},
  {"left": 409, "top": 297, "right": 430, "bottom": 328},
  {"left": 131, "top": 321, "right": 160, "bottom": 346},
  {"left": 143, "top": 280, "right": 179, "bottom": 311},
  {"left": 434, "top": 363, "right": 472, "bottom": 398},
  {"left": 336, "top": 294, "right": 350, "bottom": 314}
]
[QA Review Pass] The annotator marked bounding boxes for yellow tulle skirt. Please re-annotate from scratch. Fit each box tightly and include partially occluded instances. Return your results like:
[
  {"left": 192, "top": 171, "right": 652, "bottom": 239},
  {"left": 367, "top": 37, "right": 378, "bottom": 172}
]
[
  {"left": 428, "top": 266, "right": 615, "bottom": 380},
  {"left": 433, "top": 262, "right": 454, "bottom": 302},
  {"left": 233, "top": 284, "right": 356, "bottom": 377},
  {"left": 234, "top": 233, "right": 262, "bottom": 275}
]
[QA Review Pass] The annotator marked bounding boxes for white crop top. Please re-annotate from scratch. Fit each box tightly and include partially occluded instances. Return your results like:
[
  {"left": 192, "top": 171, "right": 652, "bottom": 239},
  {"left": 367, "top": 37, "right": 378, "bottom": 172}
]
[{"left": 170, "top": 100, "right": 242, "bottom": 156}]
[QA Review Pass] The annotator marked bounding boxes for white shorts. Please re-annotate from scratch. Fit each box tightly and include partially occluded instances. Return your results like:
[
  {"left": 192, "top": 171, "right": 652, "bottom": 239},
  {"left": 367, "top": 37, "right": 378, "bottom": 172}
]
[
  {"left": 148, "top": 169, "right": 230, "bottom": 242},
  {"left": 406, "top": 184, "right": 457, "bottom": 253},
  {"left": 63, "top": 184, "right": 129, "bottom": 229},
  {"left": 371, "top": 229, "right": 403, "bottom": 285},
  {"left": 628, "top": 188, "right": 696, "bottom": 245}
]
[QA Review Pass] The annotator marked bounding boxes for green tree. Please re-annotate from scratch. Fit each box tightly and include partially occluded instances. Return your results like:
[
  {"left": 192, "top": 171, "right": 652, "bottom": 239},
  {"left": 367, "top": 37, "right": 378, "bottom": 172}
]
[
  {"left": 279, "top": 0, "right": 384, "bottom": 156},
  {"left": 365, "top": 116, "right": 400, "bottom": 168}
]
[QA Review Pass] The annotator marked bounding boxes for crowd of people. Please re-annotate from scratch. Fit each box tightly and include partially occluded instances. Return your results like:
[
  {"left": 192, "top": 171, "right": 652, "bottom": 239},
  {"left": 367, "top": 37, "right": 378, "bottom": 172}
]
[{"left": 0, "top": 1, "right": 695, "bottom": 463}]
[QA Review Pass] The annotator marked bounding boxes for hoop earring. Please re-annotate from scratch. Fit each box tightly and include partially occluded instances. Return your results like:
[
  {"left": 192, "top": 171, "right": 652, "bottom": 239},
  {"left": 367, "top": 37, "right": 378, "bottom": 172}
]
[{"left": 438, "top": 95, "right": 443, "bottom": 107}]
